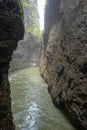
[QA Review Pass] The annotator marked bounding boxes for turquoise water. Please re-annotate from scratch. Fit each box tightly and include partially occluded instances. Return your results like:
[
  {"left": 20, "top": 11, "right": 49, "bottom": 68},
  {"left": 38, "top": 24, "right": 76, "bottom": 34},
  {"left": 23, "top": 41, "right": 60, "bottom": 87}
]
[{"left": 9, "top": 67, "right": 76, "bottom": 130}]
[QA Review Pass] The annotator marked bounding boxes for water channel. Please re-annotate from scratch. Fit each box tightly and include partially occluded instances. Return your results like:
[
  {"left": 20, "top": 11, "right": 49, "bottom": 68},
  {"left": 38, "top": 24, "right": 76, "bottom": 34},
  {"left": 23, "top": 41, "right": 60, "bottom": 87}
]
[{"left": 9, "top": 67, "right": 76, "bottom": 130}]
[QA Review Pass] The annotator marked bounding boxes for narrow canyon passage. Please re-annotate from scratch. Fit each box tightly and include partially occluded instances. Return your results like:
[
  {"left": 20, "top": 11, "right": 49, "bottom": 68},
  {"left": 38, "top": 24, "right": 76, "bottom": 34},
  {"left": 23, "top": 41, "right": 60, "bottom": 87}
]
[
  {"left": 0, "top": 0, "right": 87, "bottom": 130},
  {"left": 9, "top": 67, "right": 76, "bottom": 130}
]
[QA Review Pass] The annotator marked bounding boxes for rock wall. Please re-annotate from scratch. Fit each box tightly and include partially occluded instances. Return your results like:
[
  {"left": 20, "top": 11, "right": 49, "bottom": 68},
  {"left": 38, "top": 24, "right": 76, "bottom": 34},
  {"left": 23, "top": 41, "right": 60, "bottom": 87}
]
[
  {"left": 0, "top": 0, "right": 24, "bottom": 129},
  {"left": 9, "top": 33, "right": 41, "bottom": 71},
  {"left": 40, "top": 0, "right": 87, "bottom": 129},
  {"left": 9, "top": 0, "right": 41, "bottom": 71}
]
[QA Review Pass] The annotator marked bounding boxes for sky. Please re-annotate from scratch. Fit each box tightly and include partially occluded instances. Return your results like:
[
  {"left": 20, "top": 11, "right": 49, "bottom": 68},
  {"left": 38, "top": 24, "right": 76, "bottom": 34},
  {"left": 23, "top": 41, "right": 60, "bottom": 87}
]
[{"left": 37, "top": 0, "right": 46, "bottom": 30}]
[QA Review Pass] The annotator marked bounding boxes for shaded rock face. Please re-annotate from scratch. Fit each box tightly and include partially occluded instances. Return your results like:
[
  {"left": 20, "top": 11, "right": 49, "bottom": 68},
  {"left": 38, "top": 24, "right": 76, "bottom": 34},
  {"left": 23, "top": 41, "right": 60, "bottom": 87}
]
[
  {"left": 9, "top": 33, "right": 41, "bottom": 71},
  {"left": 9, "top": 0, "right": 41, "bottom": 71},
  {"left": 40, "top": 0, "right": 87, "bottom": 129},
  {"left": 0, "top": 0, "right": 24, "bottom": 130}
]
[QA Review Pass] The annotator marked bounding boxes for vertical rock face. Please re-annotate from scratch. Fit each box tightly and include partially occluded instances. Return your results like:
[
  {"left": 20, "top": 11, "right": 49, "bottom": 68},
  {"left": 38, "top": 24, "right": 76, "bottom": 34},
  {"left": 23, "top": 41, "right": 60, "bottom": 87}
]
[
  {"left": 40, "top": 0, "right": 87, "bottom": 129},
  {"left": 9, "top": 33, "right": 41, "bottom": 71},
  {"left": 9, "top": 0, "right": 41, "bottom": 71},
  {"left": 0, "top": 0, "right": 24, "bottom": 129}
]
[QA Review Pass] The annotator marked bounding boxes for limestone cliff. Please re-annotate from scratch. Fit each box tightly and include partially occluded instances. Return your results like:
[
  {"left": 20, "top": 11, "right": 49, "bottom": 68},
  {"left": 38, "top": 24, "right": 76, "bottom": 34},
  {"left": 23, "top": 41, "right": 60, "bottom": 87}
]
[
  {"left": 10, "top": 0, "right": 41, "bottom": 71},
  {"left": 9, "top": 33, "right": 41, "bottom": 71},
  {"left": 40, "top": 0, "right": 87, "bottom": 129},
  {"left": 0, "top": 0, "right": 24, "bottom": 129}
]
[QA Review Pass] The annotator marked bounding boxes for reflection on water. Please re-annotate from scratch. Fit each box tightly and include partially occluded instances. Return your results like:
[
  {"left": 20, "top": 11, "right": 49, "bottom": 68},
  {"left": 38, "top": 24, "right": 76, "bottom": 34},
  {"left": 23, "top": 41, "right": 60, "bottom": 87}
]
[{"left": 9, "top": 67, "right": 76, "bottom": 130}]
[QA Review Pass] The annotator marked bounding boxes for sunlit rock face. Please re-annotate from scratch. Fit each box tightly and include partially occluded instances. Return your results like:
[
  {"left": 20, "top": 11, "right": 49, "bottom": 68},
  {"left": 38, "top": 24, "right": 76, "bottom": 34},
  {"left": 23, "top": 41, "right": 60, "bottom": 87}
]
[
  {"left": 0, "top": 0, "right": 24, "bottom": 129},
  {"left": 40, "top": 0, "right": 87, "bottom": 129}
]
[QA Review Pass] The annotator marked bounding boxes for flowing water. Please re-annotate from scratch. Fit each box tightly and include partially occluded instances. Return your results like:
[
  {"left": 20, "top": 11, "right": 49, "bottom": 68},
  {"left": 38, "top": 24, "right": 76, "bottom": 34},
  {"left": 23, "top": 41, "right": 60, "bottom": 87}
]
[{"left": 9, "top": 67, "right": 76, "bottom": 130}]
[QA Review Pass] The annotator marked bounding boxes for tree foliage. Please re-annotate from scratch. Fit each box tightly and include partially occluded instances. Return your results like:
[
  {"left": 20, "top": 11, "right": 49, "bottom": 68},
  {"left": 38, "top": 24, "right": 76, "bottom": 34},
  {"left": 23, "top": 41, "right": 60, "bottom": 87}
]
[{"left": 21, "top": 0, "right": 41, "bottom": 40}]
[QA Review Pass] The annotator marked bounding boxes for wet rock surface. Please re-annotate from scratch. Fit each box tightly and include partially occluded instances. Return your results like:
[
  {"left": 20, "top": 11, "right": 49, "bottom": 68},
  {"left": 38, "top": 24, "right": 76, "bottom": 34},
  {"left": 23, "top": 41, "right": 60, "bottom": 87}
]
[
  {"left": 40, "top": 0, "right": 87, "bottom": 129},
  {"left": 0, "top": 0, "right": 24, "bottom": 129}
]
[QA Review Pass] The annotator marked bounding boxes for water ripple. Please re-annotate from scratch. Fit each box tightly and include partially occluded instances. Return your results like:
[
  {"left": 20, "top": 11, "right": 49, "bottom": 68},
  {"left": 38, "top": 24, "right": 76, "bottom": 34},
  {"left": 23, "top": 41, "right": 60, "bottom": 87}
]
[{"left": 9, "top": 67, "right": 77, "bottom": 130}]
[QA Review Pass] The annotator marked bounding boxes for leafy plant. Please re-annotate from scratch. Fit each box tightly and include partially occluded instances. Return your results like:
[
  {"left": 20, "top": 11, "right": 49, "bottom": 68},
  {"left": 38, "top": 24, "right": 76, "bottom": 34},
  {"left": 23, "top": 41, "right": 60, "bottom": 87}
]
[{"left": 21, "top": 0, "right": 41, "bottom": 41}]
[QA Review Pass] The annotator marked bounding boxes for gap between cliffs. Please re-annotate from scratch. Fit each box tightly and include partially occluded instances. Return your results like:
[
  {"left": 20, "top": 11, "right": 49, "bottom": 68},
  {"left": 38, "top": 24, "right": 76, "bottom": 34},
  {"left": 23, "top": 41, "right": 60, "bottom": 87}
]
[{"left": 0, "top": 0, "right": 87, "bottom": 130}]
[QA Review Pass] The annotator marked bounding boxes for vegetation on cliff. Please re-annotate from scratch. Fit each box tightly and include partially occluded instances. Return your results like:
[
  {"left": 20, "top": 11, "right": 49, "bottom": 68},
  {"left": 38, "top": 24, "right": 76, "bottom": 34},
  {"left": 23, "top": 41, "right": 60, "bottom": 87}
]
[
  {"left": 9, "top": 0, "right": 41, "bottom": 71},
  {"left": 21, "top": 0, "right": 41, "bottom": 40}
]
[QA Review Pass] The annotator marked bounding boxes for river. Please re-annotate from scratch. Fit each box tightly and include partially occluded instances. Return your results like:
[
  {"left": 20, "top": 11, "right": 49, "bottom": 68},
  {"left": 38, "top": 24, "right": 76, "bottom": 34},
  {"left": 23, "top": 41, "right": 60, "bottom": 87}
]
[{"left": 9, "top": 67, "right": 76, "bottom": 130}]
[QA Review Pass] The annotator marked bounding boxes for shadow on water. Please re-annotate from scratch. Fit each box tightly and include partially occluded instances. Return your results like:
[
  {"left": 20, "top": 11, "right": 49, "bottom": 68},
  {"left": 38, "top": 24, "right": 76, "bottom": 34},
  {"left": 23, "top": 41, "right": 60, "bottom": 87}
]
[{"left": 9, "top": 67, "right": 77, "bottom": 130}]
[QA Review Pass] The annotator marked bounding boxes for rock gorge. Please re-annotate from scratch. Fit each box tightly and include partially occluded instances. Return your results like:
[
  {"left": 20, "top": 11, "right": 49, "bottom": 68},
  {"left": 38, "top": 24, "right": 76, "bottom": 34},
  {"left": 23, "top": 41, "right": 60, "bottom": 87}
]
[
  {"left": 40, "top": 0, "right": 87, "bottom": 130},
  {"left": 0, "top": 0, "right": 87, "bottom": 130}
]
